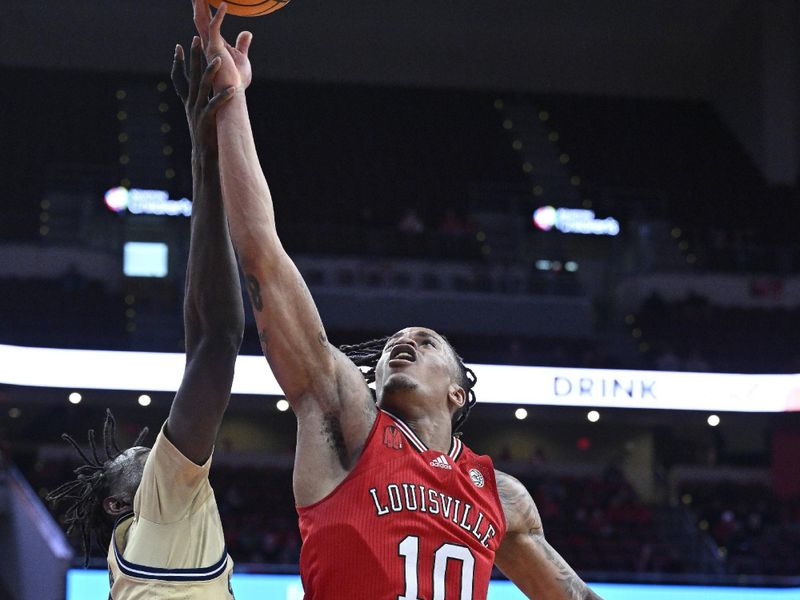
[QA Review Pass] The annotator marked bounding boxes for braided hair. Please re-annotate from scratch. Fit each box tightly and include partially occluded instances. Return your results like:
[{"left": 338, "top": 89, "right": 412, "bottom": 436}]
[
  {"left": 339, "top": 334, "right": 477, "bottom": 433},
  {"left": 45, "top": 409, "right": 149, "bottom": 566}
]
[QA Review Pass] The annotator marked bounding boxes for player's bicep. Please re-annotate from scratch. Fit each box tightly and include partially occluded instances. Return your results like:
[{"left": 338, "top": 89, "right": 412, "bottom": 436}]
[{"left": 242, "top": 251, "right": 338, "bottom": 403}]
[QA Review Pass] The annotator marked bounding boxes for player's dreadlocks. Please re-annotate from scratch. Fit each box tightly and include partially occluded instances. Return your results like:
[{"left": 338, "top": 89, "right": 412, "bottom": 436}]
[
  {"left": 45, "top": 409, "right": 149, "bottom": 566},
  {"left": 340, "top": 334, "right": 477, "bottom": 433}
]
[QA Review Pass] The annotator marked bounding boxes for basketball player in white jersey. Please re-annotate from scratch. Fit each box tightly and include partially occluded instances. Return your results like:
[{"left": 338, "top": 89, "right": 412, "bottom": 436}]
[{"left": 48, "top": 40, "right": 242, "bottom": 598}]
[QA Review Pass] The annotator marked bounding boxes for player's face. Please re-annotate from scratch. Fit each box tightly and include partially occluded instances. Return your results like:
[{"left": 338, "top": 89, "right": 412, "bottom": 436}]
[{"left": 375, "top": 327, "right": 459, "bottom": 411}]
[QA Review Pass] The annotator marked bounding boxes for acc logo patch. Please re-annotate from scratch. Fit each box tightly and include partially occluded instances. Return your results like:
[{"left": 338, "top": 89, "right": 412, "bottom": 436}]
[{"left": 469, "top": 468, "right": 485, "bottom": 488}]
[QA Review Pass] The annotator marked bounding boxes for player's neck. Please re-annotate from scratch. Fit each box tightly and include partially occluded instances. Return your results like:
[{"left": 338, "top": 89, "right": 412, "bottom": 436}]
[{"left": 399, "top": 411, "right": 453, "bottom": 454}]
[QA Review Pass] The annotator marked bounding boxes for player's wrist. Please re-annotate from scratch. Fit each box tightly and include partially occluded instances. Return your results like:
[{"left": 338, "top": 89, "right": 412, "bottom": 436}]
[
  {"left": 192, "top": 147, "right": 219, "bottom": 170},
  {"left": 230, "top": 85, "right": 248, "bottom": 98}
]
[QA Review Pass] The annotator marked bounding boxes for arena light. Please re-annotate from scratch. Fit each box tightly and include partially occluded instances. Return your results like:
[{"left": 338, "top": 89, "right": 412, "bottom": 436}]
[
  {"left": 276, "top": 399, "right": 290, "bottom": 412},
  {"left": 138, "top": 394, "right": 151, "bottom": 407},
  {"left": 68, "top": 392, "right": 82, "bottom": 404},
  {"left": 514, "top": 408, "right": 528, "bottom": 420},
  {"left": 707, "top": 414, "right": 720, "bottom": 427},
  {"left": 587, "top": 410, "right": 600, "bottom": 422},
  {"left": 1, "top": 344, "right": 799, "bottom": 413}
]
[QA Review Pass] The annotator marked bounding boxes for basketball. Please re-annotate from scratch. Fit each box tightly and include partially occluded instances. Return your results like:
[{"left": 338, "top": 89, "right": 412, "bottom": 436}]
[{"left": 209, "top": 0, "right": 289, "bottom": 17}]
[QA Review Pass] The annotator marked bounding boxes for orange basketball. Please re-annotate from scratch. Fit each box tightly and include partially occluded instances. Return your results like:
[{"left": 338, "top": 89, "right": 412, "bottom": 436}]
[{"left": 209, "top": 0, "right": 290, "bottom": 17}]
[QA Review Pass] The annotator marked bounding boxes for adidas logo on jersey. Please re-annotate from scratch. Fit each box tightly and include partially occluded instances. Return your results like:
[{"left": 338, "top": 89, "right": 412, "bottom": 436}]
[{"left": 429, "top": 454, "right": 452, "bottom": 470}]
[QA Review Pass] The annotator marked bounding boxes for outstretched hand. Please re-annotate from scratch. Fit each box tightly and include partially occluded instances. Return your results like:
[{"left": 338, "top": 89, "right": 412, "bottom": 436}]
[
  {"left": 172, "top": 37, "right": 235, "bottom": 151},
  {"left": 192, "top": 0, "right": 253, "bottom": 94}
]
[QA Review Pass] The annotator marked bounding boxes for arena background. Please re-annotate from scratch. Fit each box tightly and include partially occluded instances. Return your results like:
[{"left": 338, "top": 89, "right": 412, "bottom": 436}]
[{"left": 0, "top": 0, "right": 798, "bottom": 598}]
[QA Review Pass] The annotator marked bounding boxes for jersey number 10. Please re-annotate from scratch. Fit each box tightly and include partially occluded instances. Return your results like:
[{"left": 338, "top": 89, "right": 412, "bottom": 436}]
[{"left": 397, "top": 535, "right": 476, "bottom": 600}]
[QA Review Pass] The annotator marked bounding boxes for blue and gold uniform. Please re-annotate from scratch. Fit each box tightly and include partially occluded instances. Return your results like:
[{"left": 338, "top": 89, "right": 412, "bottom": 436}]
[{"left": 107, "top": 426, "right": 234, "bottom": 599}]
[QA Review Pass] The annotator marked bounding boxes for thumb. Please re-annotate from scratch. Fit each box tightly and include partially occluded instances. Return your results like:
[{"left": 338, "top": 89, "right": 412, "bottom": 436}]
[{"left": 236, "top": 31, "right": 253, "bottom": 55}]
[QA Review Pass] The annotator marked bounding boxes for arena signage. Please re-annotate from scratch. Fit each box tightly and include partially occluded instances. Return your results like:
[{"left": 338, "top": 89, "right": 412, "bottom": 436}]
[
  {"left": 104, "top": 187, "right": 192, "bottom": 217},
  {"left": 67, "top": 570, "right": 800, "bottom": 600},
  {"left": 2, "top": 344, "right": 799, "bottom": 413},
  {"left": 552, "top": 375, "right": 656, "bottom": 400},
  {"left": 532, "top": 206, "right": 620, "bottom": 236}
]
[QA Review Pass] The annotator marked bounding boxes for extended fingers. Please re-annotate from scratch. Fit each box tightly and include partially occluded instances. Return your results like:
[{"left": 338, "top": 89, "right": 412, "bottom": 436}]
[
  {"left": 171, "top": 44, "right": 189, "bottom": 102},
  {"left": 196, "top": 57, "right": 222, "bottom": 109},
  {"left": 187, "top": 36, "right": 203, "bottom": 106},
  {"left": 204, "top": 86, "right": 235, "bottom": 118},
  {"left": 192, "top": 0, "right": 211, "bottom": 42},
  {"left": 209, "top": 2, "right": 227, "bottom": 36},
  {"left": 235, "top": 31, "right": 253, "bottom": 56}
]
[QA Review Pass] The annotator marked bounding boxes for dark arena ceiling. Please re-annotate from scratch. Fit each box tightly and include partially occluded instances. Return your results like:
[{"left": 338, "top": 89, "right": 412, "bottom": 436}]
[{"left": 2, "top": 0, "right": 761, "bottom": 98}]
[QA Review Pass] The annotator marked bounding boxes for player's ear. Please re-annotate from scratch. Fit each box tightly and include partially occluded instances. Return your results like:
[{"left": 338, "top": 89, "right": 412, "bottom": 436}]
[
  {"left": 448, "top": 383, "right": 465, "bottom": 409},
  {"left": 103, "top": 496, "right": 131, "bottom": 517}
]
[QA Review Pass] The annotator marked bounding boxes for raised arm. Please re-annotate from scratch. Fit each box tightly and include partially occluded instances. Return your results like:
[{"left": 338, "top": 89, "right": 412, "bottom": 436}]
[
  {"left": 164, "top": 39, "right": 244, "bottom": 465},
  {"left": 192, "top": 1, "right": 375, "bottom": 504},
  {"left": 494, "top": 471, "right": 604, "bottom": 600}
]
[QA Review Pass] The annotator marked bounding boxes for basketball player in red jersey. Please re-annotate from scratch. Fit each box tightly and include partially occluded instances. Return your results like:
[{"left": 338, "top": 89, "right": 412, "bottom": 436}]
[{"left": 193, "top": 2, "right": 603, "bottom": 598}]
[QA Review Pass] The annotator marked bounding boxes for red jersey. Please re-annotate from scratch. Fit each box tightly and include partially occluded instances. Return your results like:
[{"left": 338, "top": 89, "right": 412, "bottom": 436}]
[{"left": 297, "top": 409, "right": 506, "bottom": 600}]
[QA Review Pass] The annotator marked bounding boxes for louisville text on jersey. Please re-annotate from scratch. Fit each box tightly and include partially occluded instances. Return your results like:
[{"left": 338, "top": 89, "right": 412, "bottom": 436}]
[{"left": 368, "top": 483, "right": 499, "bottom": 547}]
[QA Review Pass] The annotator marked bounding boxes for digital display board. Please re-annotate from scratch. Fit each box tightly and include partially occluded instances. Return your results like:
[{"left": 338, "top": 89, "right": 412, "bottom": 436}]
[
  {"left": 123, "top": 242, "right": 168, "bottom": 278},
  {"left": 67, "top": 570, "right": 800, "bottom": 600},
  {"left": 3, "top": 343, "right": 799, "bottom": 412}
]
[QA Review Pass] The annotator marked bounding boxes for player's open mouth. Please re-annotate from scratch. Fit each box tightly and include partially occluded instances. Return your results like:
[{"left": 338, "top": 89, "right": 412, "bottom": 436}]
[{"left": 389, "top": 344, "right": 417, "bottom": 363}]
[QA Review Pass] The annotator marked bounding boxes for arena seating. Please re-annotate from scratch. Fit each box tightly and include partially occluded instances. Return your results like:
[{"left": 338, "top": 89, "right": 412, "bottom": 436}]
[
  {"left": 523, "top": 471, "right": 651, "bottom": 571},
  {"left": 34, "top": 457, "right": 800, "bottom": 577},
  {"left": 2, "top": 69, "right": 788, "bottom": 271},
  {"left": 0, "top": 277, "right": 126, "bottom": 350},
  {"left": 27, "top": 457, "right": 688, "bottom": 575},
  {"left": 526, "top": 94, "right": 793, "bottom": 274},
  {"left": 636, "top": 293, "right": 800, "bottom": 373},
  {"left": 680, "top": 480, "right": 800, "bottom": 576}
]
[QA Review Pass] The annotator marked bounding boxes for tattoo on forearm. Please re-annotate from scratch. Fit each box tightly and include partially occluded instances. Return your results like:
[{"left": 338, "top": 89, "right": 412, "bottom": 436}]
[
  {"left": 246, "top": 274, "right": 263, "bottom": 311},
  {"left": 535, "top": 537, "right": 601, "bottom": 600}
]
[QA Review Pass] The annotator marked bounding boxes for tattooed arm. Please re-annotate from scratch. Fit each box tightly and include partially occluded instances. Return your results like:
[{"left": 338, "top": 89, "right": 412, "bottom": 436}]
[
  {"left": 494, "top": 471, "right": 603, "bottom": 600},
  {"left": 192, "top": 1, "right": 376, "bottom": 506}
]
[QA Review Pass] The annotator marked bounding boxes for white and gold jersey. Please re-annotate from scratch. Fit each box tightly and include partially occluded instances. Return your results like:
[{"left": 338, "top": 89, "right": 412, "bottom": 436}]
[{"left": 107, "top": 425, "right": 234, "bottom": 599}]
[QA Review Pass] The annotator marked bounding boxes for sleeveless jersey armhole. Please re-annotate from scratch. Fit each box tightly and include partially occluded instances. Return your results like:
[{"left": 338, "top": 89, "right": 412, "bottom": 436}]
[
  {"left": 486, "top": 465, "right": 508, "bottom": 539},
  {"left": 296, "top": 409, "right": 382, "bottom": 512}
]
